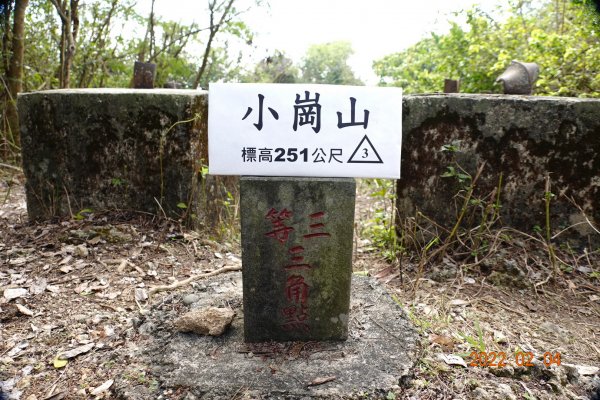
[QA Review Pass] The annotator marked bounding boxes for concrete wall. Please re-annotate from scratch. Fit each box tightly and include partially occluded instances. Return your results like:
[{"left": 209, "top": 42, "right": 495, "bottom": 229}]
[
  {"left": 19, "top": 90, "right": 599, "bottom": 245},
  {"left": 18, "top": 89, "right": 233, "bottom": 229},
  {"left": 399, "top": 94, "right": 600, "bottom": 247}
]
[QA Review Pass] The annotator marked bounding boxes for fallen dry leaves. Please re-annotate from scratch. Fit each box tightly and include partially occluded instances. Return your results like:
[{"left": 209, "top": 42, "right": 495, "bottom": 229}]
[
  {"left": 1, "top": 175, "right": 599, "bottom": 399},
  {"left": 0, "top": 181, "right": 241, "bottom": 399}
]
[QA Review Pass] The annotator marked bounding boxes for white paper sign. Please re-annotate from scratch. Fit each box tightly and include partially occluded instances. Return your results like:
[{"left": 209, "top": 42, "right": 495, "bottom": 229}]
[{"left": 208, "top": 83, "right": 402, "bottom": 178}]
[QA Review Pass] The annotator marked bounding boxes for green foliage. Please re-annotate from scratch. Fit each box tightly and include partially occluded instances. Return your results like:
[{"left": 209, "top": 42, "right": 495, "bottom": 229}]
[
  {"left": 200, "top": 164, "right": 209, "bottom": 179},
  {"left": 8, "top": 0, "right": 258, "bottom": 94},
  {"left": 441, "top": 165, "right": 471, "bottom": 186},
  {"left": 300, "top": 41, "right": 363, "bottom": 85},
  {"left": 123, "top": 370, "right": 159, "bottom": 391},
  {"left": 242, "top": 41, "right": 365, "bottom": 85},
  {"left": 374, "top": 0, "right": 600, "bottom": 97},
  {"left": 111, "top": 177, "right": 125, "bottom": 186},
  {"left": 144, "top": 21, "right": 201, "bottom": 87},
  {"left": 22, "top": 0, "right": 60, "bottom": 91},
  {"left": 367, "top": 209, "right": 400, "bottom": 261},
  {"left": 216, "top": 189, "right": 239, "bottom": 243},
  {"left": 523, "top": 393, "right": 536, "bottom": 400},
  {"left": 243, "top": 50, "right": 298, "bottom": 83},
  {"left": 459, "top": 319, "right": 486, "bottom": 352},
  {"left": 362, "top": 179, "right": 404, "bottom": 262},
  {"left": 19, "top": 0, "right": 141, "bottom": 90},
  {"left": 72, "top": 0, "right": 139, "bottom": 88},
  {"left": 197, "top": 47, "right": 244, "bottom": 88}
]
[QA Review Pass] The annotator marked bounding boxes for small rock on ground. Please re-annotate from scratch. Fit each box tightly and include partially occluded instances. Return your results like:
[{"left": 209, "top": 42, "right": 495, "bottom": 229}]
[
  {"left": 181, "top": 294, "right": 200, "bottom": 305},
  {"left": 174, "top": 307, "right": 235, "bottom": 336}
]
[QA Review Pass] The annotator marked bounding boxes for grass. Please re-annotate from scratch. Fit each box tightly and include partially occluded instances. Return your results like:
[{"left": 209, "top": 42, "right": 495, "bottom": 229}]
[
  {"left": 458, "top": 319, "right": 486, "bottom": 353},
  {"left": 360, "top": 155, "right": 600, "bottom": 294},
  {"left": 357, "top": 161, "right": 600, "bottom": 393},
  {"left": 360, "top": 178, "right": 403, "bottom": 262}
]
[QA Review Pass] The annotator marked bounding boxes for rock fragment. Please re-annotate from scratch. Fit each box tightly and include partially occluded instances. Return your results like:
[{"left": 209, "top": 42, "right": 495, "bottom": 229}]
[
  {"left": 181, "top": 294, "right": 200, "bottom": 305},
  {"left": 174, "top": 307, "right": 235, "bottom": 336},
  {"left": 3, "top": 288, "right": 28, "bottom": 301}
]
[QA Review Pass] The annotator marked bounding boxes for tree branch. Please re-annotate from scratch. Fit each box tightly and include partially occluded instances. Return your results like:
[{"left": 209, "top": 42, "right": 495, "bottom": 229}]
[
  {"left": 149, "top": 24, "right": 206, "bottom": 61},
  {"left": 192, "top": 0, "right": 235, "bottom": 89},
  {"left": 49, "top": 0, "right": 68, "bottom": 23},
  {"left": 149, "top": 265, "right": 241, "bottom": 296}
]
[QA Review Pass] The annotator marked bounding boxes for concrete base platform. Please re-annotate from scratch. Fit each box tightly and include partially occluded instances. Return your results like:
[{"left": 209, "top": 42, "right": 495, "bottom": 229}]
[{"left": 117, "top": 273, "right": 419, "bottom": 399}]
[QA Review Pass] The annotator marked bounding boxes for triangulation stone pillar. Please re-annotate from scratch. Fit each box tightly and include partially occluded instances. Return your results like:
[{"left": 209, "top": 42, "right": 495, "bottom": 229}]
[{"left": 240, "top": 177, "right": 355, "bottom": 342}]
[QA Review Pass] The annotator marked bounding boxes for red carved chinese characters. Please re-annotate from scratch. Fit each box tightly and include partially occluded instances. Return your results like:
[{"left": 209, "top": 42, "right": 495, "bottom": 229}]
[
  {"left": 265, "top": 208, "right": 294, "bottom": 244},
  {"left": 281, "top": 304, "right": 310, "bottom": 332},
  {"left": 285, "top": 246, "right": 312, "bottom": 270},
  {"left": 303, "top": 211, "right": 332, "bottom": 239},
  {"left": 285, "top": 275, "right": 309, "bottom": 303},
  {"left": 264, "top": 208, "right": 331, "bottom": 333},
  {"left": 282, "top": 276, "right": 310, "bottom": 332}
]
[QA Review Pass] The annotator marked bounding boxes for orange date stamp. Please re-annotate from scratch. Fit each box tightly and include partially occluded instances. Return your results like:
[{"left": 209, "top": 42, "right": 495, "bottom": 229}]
[{"left": 468, "top": 351, "right": 561, "bottom": 368}]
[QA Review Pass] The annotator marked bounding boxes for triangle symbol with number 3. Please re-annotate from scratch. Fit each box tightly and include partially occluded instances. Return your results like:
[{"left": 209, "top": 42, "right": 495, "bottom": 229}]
[{"left": 347, "top": 135, "right": 383, "bottom": 164}]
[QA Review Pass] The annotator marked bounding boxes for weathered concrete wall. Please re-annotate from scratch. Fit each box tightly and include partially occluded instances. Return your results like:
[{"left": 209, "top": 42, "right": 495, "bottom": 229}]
[
  {"left": 20, "top": 90, "right": 599, "bottom": 246},
  {"left": 19, "top": 89, "right": 233, "bottom": 229},
  {"left": 399, "top": 94, "right": 600, "bottom": 247}
]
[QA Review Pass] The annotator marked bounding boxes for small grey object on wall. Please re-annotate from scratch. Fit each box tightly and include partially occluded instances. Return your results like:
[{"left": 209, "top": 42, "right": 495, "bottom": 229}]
[{"left": 496, "top": 60, "right": 539, "bottom": 94}]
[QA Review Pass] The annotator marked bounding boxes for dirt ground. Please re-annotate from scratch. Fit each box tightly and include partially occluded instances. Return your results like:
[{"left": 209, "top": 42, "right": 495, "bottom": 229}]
[{"left": 1, "top": 171, "right": 599, "bottom": 400}]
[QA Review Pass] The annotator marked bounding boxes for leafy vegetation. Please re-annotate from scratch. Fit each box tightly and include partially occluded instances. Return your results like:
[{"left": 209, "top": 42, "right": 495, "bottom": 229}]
[
  {"left": 242, "top": 50, "right": 299, "bottom": 83},
  {"left": 242, "top": 41, "right": 364, "bottom": 85},
  {"left": 0, "top": 0, "right": 367, "bottom": 163},
  {"left": 363, "top": 0, "right": 600, "bottom": 284},
  {"left": 374, "top": 0, "right": 600, "bottom": 96},
  {"left": 361, "top": 179, "right": 402, "bottom": 262},
  {"left": 0, "top": 0, "right": 260, "bottom": 161},
  {"left": 2, "top": 0, "right": 600, "bottom": 163},
  {"left": 300, "top": 41, "right": 363, "bottom": 85}
]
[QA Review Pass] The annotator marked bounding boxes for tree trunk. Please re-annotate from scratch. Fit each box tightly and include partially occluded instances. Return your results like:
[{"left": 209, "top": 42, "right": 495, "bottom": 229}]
[
  {"left": 51, "top": 0, "right": 79, "bottom": 88},
  {"left": 1, "top": 0, "right": 14, "bottom": 75},
  {"left": 5, "top": 0, "right": 29, "bottom": 149},
  {"left": 66, "top": 0, "right": 79, "bottom": 88},
  {"left": 131, "top": 0, "right": 155, "bottom": 87},
  {"left": 192, "top": 28, "right": 217, "bottom": 89},
  {"left": 137, "top": 0, "right": 155, "bottom": 62}
]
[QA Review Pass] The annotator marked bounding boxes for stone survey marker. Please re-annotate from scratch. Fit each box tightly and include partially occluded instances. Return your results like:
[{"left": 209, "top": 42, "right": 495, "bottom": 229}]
[
  {"left": 241, "top": 177, "right": 355, "bottom": 341},
  {"left": 208, "top": 83, "right": 402, "bottom": 342}
]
